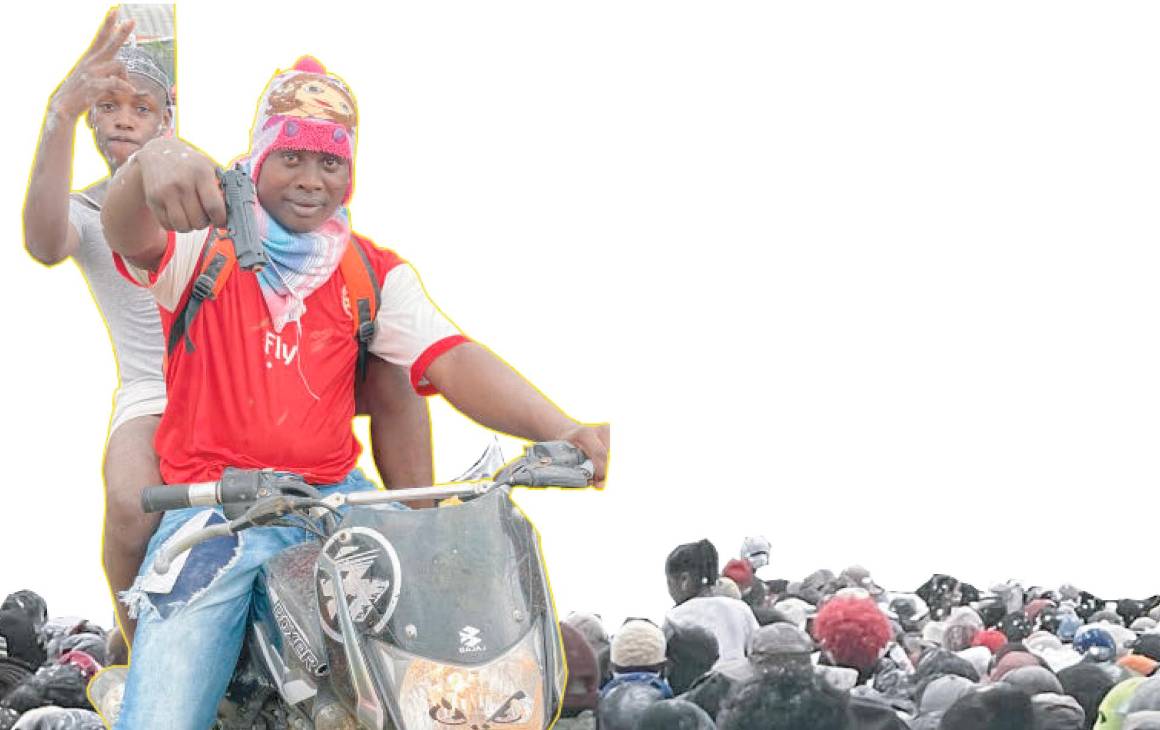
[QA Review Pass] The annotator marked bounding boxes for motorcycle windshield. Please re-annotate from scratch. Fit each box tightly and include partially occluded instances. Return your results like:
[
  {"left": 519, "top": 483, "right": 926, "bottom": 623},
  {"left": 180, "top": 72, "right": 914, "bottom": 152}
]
[{"left": 338, "top": 488, "right": 548, "bottom": 666}]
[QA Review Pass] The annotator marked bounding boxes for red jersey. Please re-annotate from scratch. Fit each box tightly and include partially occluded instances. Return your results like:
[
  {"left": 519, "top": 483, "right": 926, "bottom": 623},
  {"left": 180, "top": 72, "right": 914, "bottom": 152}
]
[{"left": 117, "top": 228, "right": 466, "bottom": 484}]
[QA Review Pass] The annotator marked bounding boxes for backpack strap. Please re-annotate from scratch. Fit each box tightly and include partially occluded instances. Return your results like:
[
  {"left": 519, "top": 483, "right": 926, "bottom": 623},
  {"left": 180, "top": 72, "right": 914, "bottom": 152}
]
[
  {"left": 167, "top": 230, "right": 237, "bottom": 355},
  {"left": 338, "top": 238, "right": 380, "bottom": 381}
]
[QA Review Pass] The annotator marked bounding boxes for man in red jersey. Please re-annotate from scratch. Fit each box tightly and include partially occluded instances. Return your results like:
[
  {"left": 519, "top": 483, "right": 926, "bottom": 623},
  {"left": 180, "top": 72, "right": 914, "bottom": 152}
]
[{"left": 101, "top": 56, "right": 609, "bottom": 728}]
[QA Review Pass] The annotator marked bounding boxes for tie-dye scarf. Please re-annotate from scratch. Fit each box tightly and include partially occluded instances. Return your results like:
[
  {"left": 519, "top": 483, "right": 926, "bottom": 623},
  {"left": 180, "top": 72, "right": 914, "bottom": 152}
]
[{"left": 243, "top": 162, "right": 350, "bottom": 332}]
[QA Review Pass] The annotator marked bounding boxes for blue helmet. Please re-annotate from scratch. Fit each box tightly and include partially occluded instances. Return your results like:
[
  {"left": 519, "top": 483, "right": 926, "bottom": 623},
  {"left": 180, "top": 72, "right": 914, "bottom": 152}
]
[{"left": 1072, "top": 626, "right": 1116, "bottom": 661}]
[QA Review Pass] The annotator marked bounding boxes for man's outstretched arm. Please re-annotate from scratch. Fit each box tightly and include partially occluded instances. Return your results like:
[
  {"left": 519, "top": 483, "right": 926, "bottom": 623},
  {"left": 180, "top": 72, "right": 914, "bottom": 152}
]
[
  {"left": 103, "top": 137, "right": 224, "bottom": 270},
  {"left": 23, "top": 11, "right": 136, "bottom": 265},
  {"left": 424, "top": 342, "right": 610, "bottom": 484}
]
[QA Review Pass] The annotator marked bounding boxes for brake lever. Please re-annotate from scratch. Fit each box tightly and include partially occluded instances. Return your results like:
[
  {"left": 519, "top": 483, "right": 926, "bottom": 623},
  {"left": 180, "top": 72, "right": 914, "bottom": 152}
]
[
  {"left": 153, "top": 521, "right": 236, "bottom": 575},
  {"left": 153, "top": 496, "right": 321, "bottom": 574}
]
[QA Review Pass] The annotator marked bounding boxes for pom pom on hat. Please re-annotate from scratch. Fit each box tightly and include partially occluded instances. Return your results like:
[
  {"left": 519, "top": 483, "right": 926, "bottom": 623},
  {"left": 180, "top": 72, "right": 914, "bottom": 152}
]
[{"left": 292, "top": 55, "right": 327, "bottom": 74}]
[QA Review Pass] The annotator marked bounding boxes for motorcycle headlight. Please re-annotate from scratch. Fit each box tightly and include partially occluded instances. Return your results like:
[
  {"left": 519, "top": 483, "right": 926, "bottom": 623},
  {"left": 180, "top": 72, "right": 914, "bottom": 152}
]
[{"left": 371, "top": 628, "right": 547, "bottom": 729}]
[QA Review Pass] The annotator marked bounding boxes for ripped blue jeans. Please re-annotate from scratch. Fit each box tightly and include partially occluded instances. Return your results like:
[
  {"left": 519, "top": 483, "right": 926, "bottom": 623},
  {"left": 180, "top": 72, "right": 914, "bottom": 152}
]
[{"left": 115, "top": 469, "right": 380, "bottom": 730}]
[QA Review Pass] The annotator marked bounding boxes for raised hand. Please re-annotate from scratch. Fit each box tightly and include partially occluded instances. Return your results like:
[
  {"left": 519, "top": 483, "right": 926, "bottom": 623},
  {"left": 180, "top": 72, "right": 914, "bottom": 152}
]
[{"left": 49, "top": 9, "right": 138, "bottom": 120}]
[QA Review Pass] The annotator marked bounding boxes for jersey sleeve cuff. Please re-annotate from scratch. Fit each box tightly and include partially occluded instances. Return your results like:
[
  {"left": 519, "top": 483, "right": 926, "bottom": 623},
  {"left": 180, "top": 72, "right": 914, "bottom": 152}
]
[
  {"left": 113, "top": 230, "right": 178, "bottom": 287},
  {"left": 409, "top": 335, "right": 471, "bottom": 395}
]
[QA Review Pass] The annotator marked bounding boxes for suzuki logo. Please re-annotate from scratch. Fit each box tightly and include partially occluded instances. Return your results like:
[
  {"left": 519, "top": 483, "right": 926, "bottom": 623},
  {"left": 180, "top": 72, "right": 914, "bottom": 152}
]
[{"left": 459, "top": 625, "right": 485, "bottom": 653}]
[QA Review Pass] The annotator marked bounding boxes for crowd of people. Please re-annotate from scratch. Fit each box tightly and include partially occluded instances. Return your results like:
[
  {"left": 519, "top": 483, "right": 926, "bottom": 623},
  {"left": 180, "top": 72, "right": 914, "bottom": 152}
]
[
  {"left": 554, "top": 537, "right": 1160, "bottom": 730},
  {"left": 0, "top": 591, "right": 110, "bottom": 729},
  {"left": 2, "top": 534, "right": 1160, "bottom": 728}
]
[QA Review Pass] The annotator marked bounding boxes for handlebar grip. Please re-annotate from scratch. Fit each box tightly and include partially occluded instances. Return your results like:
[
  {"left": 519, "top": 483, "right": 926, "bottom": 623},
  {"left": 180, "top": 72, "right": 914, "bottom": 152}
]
[
  {"left": 141, "top": 485, "right": 194, "bottom": 514},
  {"left": 528, "top": 461, "right": 594, "bottom": 487}
]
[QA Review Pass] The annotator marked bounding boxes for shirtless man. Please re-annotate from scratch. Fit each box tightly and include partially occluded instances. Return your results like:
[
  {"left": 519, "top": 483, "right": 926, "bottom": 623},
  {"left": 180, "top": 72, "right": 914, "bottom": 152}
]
[{"left": 21, "top": 10, "right": 433, "bottom": 661}]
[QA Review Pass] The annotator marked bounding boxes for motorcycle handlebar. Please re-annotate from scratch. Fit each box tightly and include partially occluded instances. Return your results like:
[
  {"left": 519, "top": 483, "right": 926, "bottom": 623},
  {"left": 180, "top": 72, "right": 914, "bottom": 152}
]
[
  {"left": 141, "top": 482, "right": 218, "bottom": 514},
  {"left": 141, "top": 471, "right": 306, "bottom": 515}
]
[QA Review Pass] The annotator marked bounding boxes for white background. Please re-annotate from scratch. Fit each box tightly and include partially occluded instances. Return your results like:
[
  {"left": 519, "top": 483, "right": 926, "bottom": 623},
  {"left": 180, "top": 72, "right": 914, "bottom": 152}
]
[{"left": 2, "top": 2, "right": 1160, "bottom": 632}]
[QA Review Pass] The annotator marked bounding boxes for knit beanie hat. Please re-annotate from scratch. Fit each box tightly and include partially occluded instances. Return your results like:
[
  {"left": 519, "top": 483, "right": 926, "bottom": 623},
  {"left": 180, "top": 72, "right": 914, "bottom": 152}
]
[
  {"left": 611, "top": 620, "right": 666, "bottom": 671},
  {"left": 812, "top": 596, "right": 892, "bottom": 672},
  {"left": 1030, "top": 692, "right": 1086, "bottom": 730},
  {"left": 248, "top": 56, "right": 357, "bottom": 201}
]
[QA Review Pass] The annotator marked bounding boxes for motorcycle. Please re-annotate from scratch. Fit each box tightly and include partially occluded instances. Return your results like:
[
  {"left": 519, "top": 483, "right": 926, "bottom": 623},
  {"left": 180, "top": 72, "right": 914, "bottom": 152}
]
[{"left": 91, "top": 441, "right": 594, "bottom": 729}]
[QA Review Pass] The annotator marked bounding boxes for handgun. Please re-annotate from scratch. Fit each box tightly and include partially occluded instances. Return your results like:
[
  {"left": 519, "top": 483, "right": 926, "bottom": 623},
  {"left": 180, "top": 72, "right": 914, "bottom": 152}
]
[{"left": 217, "top": 164, "right": 267, "bottom": 272}]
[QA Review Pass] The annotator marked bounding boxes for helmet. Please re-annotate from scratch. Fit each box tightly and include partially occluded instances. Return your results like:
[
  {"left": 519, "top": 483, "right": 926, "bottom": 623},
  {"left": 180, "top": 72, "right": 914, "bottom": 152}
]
[{"left": 1073, "top": 627, "right": 1117, "bottom": 662}]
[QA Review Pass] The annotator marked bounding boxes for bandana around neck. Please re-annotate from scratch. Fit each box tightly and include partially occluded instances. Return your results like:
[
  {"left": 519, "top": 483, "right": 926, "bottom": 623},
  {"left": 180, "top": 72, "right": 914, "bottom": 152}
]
[{"left": 242, "top": 160, "right": 350, "bottom": 332}]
